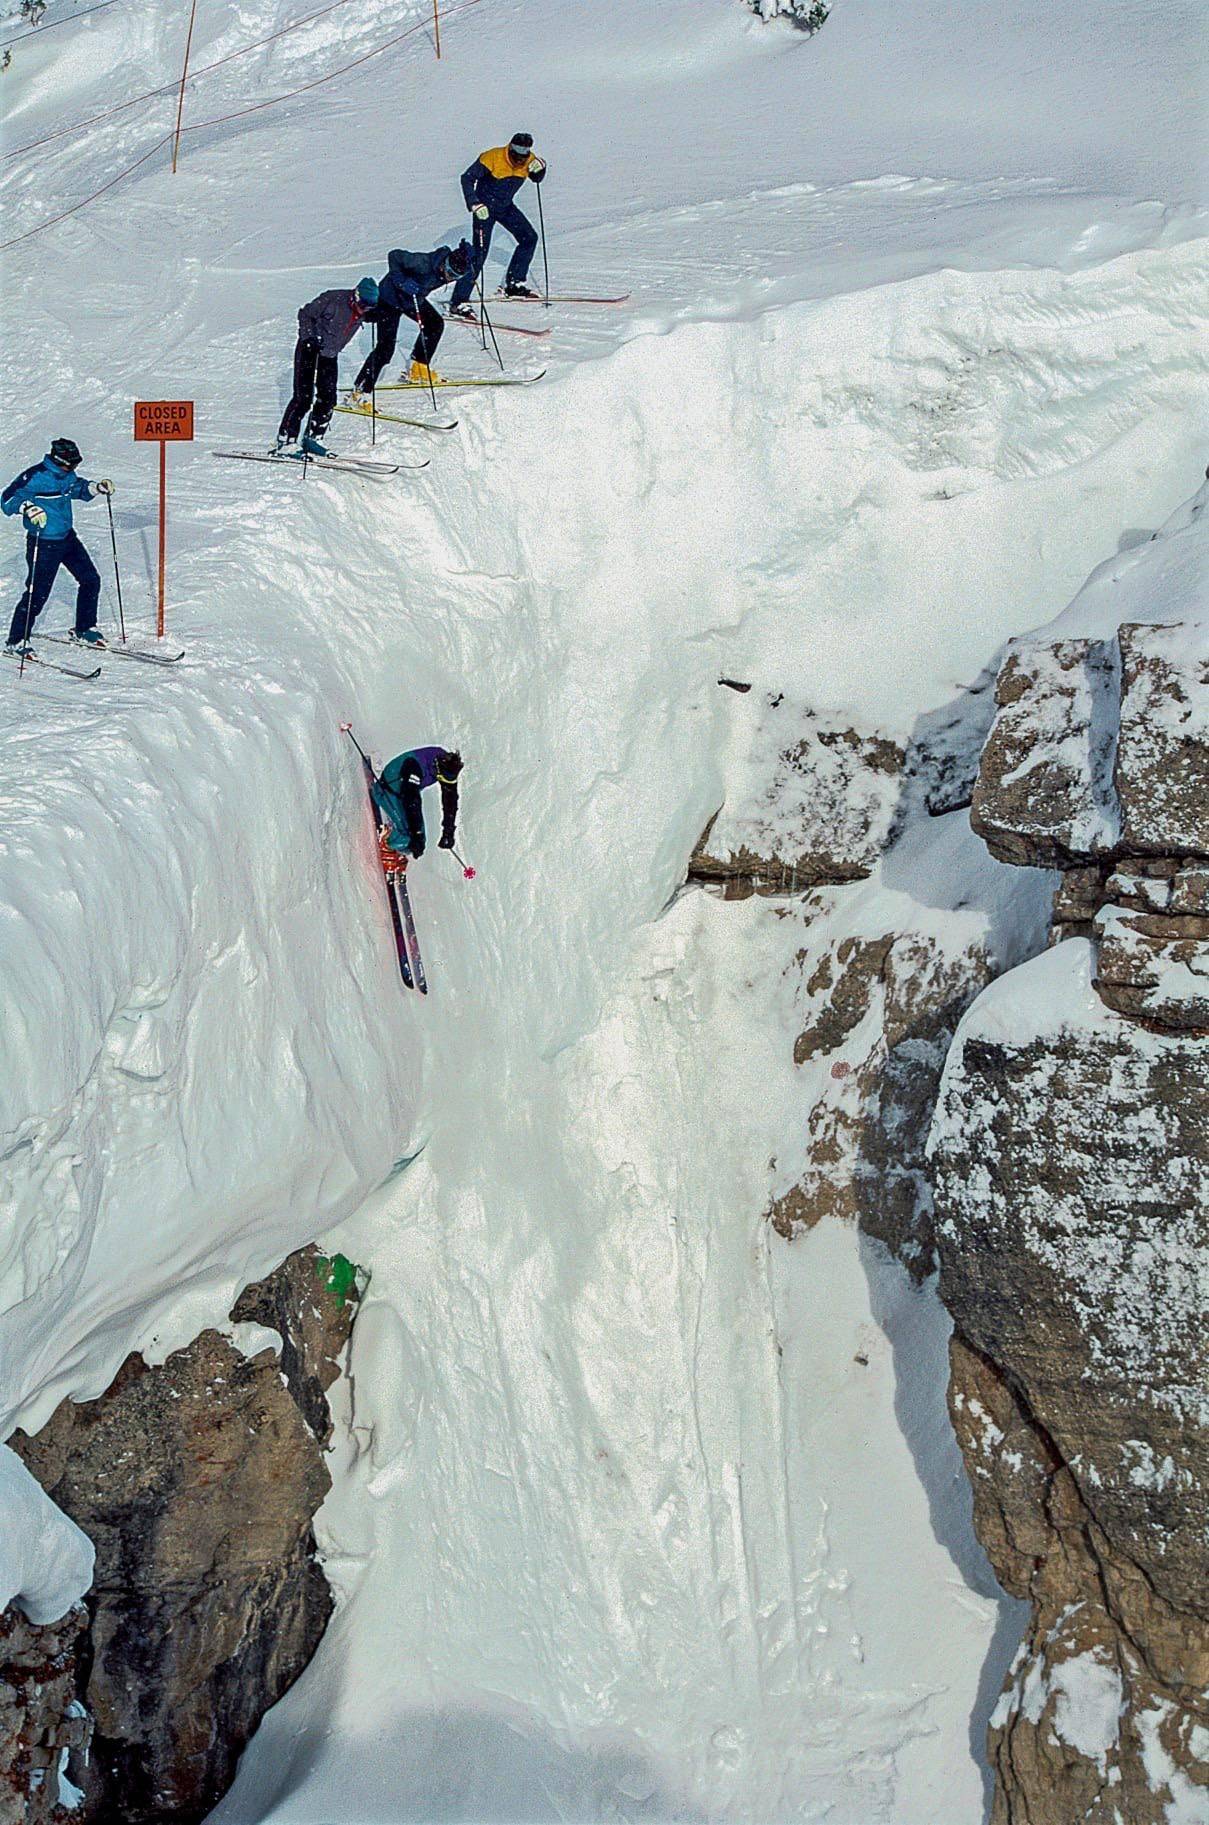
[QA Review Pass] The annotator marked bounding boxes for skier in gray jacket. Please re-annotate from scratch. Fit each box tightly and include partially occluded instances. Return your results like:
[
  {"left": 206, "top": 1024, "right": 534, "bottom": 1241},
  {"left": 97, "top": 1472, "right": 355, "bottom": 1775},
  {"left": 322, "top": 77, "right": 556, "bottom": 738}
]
[{"left": 276, "top": 277, "right": 379, "bottom": 456}]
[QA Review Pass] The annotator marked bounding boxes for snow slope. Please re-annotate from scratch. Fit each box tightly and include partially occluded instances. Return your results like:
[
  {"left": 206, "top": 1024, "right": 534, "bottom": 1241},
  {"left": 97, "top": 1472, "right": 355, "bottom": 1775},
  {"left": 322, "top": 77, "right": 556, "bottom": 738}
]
[{"left": 2, "top": 0, "right": 1207, "bottom": 1814}]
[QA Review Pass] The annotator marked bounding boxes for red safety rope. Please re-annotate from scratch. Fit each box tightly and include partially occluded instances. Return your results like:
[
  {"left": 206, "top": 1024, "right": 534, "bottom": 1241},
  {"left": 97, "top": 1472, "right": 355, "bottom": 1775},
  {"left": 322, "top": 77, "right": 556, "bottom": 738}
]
[
  {"left": 0, "top": 0, "right": 486, "bottom": 253},
  {"left": 5, "top": 0, "right": 385, "bottom": 159}
]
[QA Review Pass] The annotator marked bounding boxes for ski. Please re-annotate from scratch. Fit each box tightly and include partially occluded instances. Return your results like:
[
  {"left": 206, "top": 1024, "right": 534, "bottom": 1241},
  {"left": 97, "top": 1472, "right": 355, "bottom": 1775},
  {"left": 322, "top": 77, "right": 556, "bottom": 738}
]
[
  {"left": 497, "top": 292, "right": 629, "bottom": 305},
  {"left": 41, "top": 634, "right": 184, "bottom": 666},
  {"left": 3, "top": 645, "right": 100, "bottom": 680},
  {"left": 395, "top": 873, "right": 428, "bottom": 996},
  {"left": 344, "top": 730, "right": 414, "bottom": 991},
  {"left": 378, "top": 370, "right": 546, "bottom": 392},
  {"left": 211, "top": 449, "right": 424, "bottom": 477},
  {"left": 336, "top": 403, "right": 459, "bottom": 432},
  {"left": 445, "top": 313, "right": 550, "bottom": 340}
]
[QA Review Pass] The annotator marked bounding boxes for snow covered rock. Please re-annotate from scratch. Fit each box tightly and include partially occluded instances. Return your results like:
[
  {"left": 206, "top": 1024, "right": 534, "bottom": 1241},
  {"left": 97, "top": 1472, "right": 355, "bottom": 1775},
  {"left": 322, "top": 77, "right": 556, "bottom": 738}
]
[
  {"left": 972, "top": 604, "right": 1208, "bottom": 1029},
  {"left": 691, "top": 696, "right": 906, "bottom": 897},
  {"left": 1093, "top": 903, "right": 1209, "bottom": 1031},
  {"left": 770, "top": 901, "right": 991, "bottom": 1274},
  {"left": 971, "top": 637, "right": 1122, "bottom": 868},
  {"left": 950, "top": 1338, "right": 1205, "bottom": 1825},
  {"left": 932, "top": 493, "right": 1209, "bottom": 1821},
  {"left": 1116, "top": 619, "right": 1209, "bottom": 857},
  {"left": 7, "top": 1247, "right": 359, "bottom": 1824},
  {"left": 746, "top": 0, "right": 830, "bottom": 29},
  {"left": 934, "top": 984, "right": 1209, "bottom": 1821}
]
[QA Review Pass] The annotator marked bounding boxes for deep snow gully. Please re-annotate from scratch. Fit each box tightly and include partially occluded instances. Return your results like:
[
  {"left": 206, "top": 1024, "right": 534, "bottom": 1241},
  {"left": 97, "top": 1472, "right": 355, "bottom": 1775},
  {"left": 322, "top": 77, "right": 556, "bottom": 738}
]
[{"left": 201, "top": 244, "right": 1209, "bottom": 1825}]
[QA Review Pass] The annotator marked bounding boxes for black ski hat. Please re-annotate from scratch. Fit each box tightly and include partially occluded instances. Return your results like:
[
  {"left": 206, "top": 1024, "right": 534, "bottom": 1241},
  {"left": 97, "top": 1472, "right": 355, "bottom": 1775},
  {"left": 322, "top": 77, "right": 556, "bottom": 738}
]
[
  {"left": 49, "top": 437, "right": 82, "bottom": 470},
  {"left": 508, "top": 132, "right": 534, "bottom": 153}
]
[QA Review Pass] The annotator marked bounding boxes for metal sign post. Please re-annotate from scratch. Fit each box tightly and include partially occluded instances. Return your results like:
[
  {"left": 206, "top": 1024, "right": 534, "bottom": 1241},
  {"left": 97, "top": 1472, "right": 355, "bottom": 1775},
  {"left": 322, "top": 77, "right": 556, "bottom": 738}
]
[{"left": 134, "top": 400, "right": 194, "bottom": 638}]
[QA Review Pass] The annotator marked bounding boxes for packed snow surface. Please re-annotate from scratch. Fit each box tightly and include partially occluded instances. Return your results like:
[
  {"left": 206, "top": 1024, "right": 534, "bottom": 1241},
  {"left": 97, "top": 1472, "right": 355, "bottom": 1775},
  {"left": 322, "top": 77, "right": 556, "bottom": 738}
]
[
  {"left": 2, "top": 0, "right": 1207, "bottom": 1818},
  {"left": 0, "top": 1446, "right": 92, "bottom": 1625}
]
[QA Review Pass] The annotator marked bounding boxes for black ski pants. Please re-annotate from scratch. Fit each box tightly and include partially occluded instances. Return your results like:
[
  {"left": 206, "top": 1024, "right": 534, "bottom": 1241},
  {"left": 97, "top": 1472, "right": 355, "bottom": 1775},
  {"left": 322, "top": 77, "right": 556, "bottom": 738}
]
[
  {"left": 450, "top": 204, "right": 537, "bottom": 308},
  {"left": 355, "top": 297, "right": 444, "bottom": 392},
  {"left": 279, "top": 335, "right": 339, "bottom": 442},
  {"left": 8, "top": 530, "right": 100, "bottom": 645}
]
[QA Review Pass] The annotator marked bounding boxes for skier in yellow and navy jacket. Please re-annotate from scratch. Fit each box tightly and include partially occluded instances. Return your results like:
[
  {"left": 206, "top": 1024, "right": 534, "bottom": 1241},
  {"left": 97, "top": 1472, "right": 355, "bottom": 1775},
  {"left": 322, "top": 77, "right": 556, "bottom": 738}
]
[{"left": 449, "top": 131, "right": 546, "bottom": 314}]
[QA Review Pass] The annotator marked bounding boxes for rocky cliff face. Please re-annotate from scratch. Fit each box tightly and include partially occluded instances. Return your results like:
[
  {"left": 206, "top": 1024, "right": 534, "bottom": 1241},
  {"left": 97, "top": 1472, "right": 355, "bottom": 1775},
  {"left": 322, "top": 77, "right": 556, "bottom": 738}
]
[
  {"left": 2, "top": 1246, "right": 359, "bottom": 1825},
  {"left": 935, "top": 600, "right": 1208, "bottom": 1822},
  {"left": 694, "top": 682, "right": 1026, "bottom": 1277}
]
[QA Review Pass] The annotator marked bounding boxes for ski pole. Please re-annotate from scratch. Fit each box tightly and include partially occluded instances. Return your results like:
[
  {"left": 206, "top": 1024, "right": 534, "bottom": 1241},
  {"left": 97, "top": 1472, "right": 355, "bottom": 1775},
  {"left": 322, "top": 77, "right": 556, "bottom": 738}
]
[
  {"left": 370, "top": 321, "right": 377, "bottom": 447},
  {"left": 105, "top": 492, "right": 126, "bottom": 644},
  {"left": 476, "top": 269, "right": 505, "bottom": 372},
  {"left": 340, "top": 721, "right": 371, "bottom": 768},
  {"left": 449, "top": 845, "right": 476, "bottom": 880},
  {"left": 536, "top": 183, "right": 550, "bottom": 308},
  {"left": 18, "top": 526, "right": 39, "bottom": 678},
  {"left": 474, "top": 223, "right": 489, "bottom": 357},
  {"left": 416, "top": 302, "right": 439, "bottom": 414}
]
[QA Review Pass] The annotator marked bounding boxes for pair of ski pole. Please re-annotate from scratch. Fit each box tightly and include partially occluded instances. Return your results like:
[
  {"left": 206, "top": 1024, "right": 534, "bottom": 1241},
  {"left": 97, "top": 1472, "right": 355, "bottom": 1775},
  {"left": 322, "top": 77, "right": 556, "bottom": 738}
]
[
  {"left": 468, "top": 184, "right": 551, "bottom": 372},
  {"left": 342, "top": 726, "right": 476, "bottom": 879},
  {"left": 16, "top": 494, "right": 125, "bottom": 678}
]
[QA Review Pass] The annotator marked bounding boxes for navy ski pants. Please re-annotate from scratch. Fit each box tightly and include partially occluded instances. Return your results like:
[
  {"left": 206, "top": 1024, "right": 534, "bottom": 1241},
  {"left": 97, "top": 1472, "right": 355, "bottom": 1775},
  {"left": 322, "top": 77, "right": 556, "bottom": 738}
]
[
  {"left": 354, "top": 297, "right": 444, "bottom": 393},
  {"left": 8, "top": 530, "right": 100, "bottom": 645},
  {"left": 279, "top": 336, "right": 339, "bottom": 442},
  {"left": 449, "top": 204, "right": 537, "bottom": 309}
]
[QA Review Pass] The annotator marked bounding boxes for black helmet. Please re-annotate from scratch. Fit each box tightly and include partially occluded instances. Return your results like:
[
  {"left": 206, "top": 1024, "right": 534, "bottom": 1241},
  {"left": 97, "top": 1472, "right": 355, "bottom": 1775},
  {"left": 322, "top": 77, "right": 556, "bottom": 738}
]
[
  {"left": 49, "top": 437, "right": 82, "bottom": 470},
  {"left": 448, "top": 240, "right": 472, "bottom": 277}
]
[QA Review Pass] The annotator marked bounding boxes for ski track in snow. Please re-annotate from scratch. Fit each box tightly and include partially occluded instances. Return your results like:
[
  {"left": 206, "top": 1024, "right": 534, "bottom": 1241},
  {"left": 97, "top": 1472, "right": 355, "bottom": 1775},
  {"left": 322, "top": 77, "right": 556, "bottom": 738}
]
[{"left": 1, "top": 0, "right": 1207, "bottom": 1815}]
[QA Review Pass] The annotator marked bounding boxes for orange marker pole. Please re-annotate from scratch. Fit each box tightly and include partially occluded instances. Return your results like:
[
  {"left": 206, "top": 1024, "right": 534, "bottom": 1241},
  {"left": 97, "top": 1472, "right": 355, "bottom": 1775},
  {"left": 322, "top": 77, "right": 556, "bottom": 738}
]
[
  {"left": 432, "top": 0, "right": 441, "bottom": 59},
  {"left": 157, "top": 439, "right": 166, "bottom": 638},
  {"left": 171, "top": 0, "right": 198, "bottom": 174}
]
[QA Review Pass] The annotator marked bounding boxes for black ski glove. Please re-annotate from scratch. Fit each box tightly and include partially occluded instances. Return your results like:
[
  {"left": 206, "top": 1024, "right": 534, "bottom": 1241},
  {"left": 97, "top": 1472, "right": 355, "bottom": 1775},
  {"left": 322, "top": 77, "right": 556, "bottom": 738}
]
[{"left": 438, "top": 831, "right": 455, "bottom": 850}]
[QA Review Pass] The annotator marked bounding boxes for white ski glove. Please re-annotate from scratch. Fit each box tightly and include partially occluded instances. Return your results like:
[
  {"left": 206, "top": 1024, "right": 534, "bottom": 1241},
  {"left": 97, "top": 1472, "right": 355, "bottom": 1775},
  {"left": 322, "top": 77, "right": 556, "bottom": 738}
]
[
  {"left": 22, "top": 503, "right": 47, "bottom": 529},
  {"left": 528, "top": 156, "right": 545, "bottom": 177},
  {"left": 92, "top": 479, "right": 115, "bottom": 496},
  {"left": 472, "top": 203, "right": 490, "bottom": 222}
]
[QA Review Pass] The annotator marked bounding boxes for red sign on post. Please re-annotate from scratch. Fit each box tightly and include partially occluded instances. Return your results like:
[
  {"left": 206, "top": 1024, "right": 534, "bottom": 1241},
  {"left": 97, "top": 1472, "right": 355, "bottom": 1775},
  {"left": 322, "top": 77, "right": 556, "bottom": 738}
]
[{"left": 134, "top": 401, "right": 194, "bottom": 637}]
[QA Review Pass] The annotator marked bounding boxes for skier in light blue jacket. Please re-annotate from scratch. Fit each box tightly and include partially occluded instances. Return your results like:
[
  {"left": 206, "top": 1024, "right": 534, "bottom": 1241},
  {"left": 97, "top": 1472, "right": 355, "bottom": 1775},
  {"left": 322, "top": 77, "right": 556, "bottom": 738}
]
[{"left": 3, "top": 437, "right": 114, "bottom": 650}]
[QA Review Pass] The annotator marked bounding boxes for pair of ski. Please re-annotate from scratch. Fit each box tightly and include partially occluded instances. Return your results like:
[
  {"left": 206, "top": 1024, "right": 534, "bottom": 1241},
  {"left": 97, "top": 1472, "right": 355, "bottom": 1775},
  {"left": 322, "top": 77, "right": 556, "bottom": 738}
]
[
  {"left": 343, "top": 726, "right": 427, "bottom": 995},
  {"left": 445, "top": 291, "right": 630, "bottom": 340},
  {"left": 6, "top": 636, "right": 184, "bottom": 679},
  {"left": 333, "top": 369, "right": 545, "bottom": 433},
  {"left": 212, "top": 448, "right": 422, "bottom": 480}
]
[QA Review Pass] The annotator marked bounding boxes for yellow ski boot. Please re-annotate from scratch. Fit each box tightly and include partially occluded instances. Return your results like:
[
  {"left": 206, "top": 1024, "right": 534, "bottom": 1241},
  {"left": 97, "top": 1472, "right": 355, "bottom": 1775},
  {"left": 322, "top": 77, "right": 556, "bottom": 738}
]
[
  {"left": 346, "top": 389, "right": 373, "bottom": 414},
  {"left": 408, "top": 361, "right": 442, "bottom": 386}
]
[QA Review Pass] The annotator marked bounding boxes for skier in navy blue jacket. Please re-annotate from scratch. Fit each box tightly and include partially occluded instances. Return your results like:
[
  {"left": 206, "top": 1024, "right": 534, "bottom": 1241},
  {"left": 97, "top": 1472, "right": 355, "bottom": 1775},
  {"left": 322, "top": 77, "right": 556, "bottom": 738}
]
[
  {"left": 449, "top": 132, "right": 546, "bottom": 317},
  {"left": 3, "top": 438, "right": 114, "bottom": 651},
  {"left": 372, "top": 747, "right": 463, "bottom": 868},
  {"left": 349, "top": 241, "right": 472, "bottom": 405}
]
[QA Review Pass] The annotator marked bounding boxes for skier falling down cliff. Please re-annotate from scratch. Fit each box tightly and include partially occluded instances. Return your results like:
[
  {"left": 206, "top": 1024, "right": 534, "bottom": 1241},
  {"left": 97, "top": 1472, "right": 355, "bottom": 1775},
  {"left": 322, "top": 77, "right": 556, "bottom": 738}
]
[{"left": 372, "top": 746, "right": 464, "bottom": 873}]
